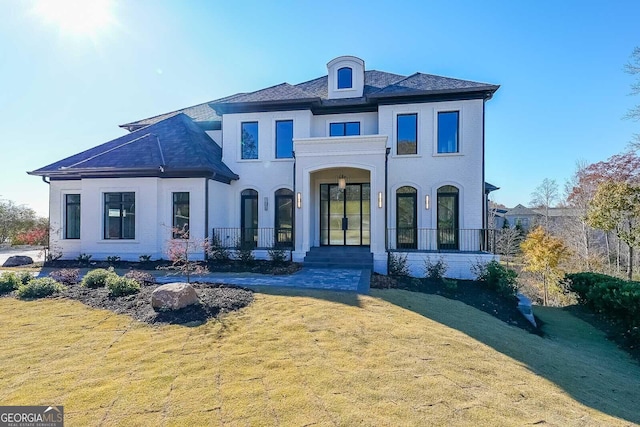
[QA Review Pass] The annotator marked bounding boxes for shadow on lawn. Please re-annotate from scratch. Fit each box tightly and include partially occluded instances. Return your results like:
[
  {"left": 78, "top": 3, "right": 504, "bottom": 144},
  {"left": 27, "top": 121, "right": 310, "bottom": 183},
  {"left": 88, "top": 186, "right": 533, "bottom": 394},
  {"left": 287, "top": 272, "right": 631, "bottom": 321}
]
[
  {"left": 249, "top": 285, "right": 363, "bottom": 307},
  {"left": 376, "top": 289, "right": 640, "bottom": 425}
]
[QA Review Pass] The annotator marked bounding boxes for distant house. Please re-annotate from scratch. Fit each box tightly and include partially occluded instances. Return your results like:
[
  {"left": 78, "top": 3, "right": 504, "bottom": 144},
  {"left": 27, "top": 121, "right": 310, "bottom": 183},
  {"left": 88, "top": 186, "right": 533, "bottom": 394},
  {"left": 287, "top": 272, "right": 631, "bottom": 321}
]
[
  {"left": 493, "top": 204, "right": 580, "bottom": 232},
  {"left": 28, "top": 55, "right": 500, "bottom": 278}
]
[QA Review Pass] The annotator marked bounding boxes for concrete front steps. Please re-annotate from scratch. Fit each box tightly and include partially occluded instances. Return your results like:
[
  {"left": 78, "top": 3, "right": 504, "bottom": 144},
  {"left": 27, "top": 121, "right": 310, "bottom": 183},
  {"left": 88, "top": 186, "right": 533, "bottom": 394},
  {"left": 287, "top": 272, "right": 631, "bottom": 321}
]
[{"left": 303, "top": 246, "right": 373, "bottom": 269}]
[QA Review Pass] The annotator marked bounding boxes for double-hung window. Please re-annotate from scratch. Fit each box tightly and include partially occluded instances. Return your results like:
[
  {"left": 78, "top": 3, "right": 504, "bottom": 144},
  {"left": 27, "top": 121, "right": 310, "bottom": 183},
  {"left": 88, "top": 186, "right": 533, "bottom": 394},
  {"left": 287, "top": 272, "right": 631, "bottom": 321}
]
[
  {"left": 275, "top": 120, "right": 293, "bottom": 159},
  {"left": 437, "top": 111, "right": 459, "bottom": 153},
  {"left": 397, "top": 113, "right": 417, "bottom": 155},
  {"left": 65, "top": 194, "right": 80, "bottom": 239},
  {"left": 329, "top": 122, "right": 360, "bottom": 137},
  {"left": 241, "top": 121, "right": 259, "bottom": 159},
  {"left": 104, "top": 192, "right": 135, "bottom": 239}
]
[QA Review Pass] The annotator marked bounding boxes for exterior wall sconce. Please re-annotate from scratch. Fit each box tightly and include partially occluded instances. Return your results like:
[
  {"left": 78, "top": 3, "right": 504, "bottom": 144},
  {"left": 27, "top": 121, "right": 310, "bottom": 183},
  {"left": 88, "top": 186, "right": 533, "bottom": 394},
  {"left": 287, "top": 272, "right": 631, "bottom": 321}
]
[
  {"left": 297, "top": 192, "right": 302, "bottom": 209},
  {"left": 425, "top": 195, "right": 430, "bottom": 210},
  {"left": 264, "top": 197, "right": 268, "bottom": 211},
  {"left": 378, "top": 191, "right": 383, "bottom": 208},
  {"left": 338, "top": 174, "right": 347, "bottom": 190}
]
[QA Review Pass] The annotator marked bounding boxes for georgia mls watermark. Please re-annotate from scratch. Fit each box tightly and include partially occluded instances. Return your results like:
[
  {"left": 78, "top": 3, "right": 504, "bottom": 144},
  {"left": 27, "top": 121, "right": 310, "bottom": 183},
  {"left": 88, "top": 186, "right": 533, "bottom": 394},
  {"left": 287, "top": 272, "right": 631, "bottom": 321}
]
[{"left": 0, "top": 406, "right": 63, "bottom": 427}]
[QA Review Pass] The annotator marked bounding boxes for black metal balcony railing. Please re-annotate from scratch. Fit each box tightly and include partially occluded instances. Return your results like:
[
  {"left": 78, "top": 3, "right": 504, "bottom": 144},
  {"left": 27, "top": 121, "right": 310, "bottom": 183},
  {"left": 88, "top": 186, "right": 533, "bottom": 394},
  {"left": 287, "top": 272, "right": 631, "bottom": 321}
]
[
  {"left": 387, "top": 228, "right": 499, "bottom": 253},
  {"left": 212, "top": 228, "right": 293, "bottom": 249}
]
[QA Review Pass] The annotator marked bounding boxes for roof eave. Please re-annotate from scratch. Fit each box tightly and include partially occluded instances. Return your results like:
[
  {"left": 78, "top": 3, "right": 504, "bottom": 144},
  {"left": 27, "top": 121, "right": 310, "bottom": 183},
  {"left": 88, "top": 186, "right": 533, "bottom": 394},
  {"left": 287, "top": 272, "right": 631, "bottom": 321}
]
[
  {"left": 29, "top": 167, "right": 238, "bottom": 184},
  {"left": 210, "top": 97, "right": 321, "bottom": 114}
]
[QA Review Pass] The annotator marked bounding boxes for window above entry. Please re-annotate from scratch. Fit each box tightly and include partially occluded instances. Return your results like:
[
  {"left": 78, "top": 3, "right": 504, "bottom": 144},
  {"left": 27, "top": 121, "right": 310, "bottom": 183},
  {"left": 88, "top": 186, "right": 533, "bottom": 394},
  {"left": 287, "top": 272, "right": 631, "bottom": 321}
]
[{"left": 330, "top": 122, "right": 360, "bottom": 137}]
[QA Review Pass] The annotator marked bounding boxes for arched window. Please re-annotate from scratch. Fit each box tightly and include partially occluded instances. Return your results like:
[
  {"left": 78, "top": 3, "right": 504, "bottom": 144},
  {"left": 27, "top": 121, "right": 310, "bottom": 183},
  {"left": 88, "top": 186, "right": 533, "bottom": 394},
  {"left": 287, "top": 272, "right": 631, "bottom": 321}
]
[
  {"left": 396, "top": 186, "right": 417, "bottom": 249},
  {"left": 337, "top": 67, "right": 353, "bottom": 89},
  {"left": 275, "top": 189, "right": 294, "bottom": 247},
  {"left": 437, "top": 185, "right": 459, "bottom": 250},
  {"left": 241, "top": 189, "right": 258, "bottom": 247}
]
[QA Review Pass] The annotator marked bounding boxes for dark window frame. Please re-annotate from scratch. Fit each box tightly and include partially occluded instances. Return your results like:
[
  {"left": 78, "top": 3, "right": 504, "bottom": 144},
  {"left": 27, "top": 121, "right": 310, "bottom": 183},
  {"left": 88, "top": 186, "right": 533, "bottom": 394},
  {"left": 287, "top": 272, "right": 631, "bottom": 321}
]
[
  {"left": 64, "top": 194, "right": 81, "bottom": 240},
  {"left": 437, "top": 185, "right": 460, "bottom": 250},
  {"left": 274, "top": 188, "right": 294, "bottom": 247},
  {"left": 241, "top": 121, "right": 259, "bottom": 160},
  {"left": 329, "top": 121, "right": 361, "bottom": 137},
  {"left": 337, "top": 67, "right": 353, "bottom": 89},
  {"left": 396, "top": 186, "right": 417, "bottom": 249},
  {"left": 275, "top": 120, "right": 294, "bottom": 159},
  {"left": 240, "top": 189, "right": 258, "bottom": 247},
  {"left": 172, "top": 192, "right": 190, "bottom": 239},
  {"left": 397, "top": 113, "right": 418, "bottom": 155},
  {"left": 437, "top": 111, "right": 460, "bottom": 154},
  {"left": 103, "top": 192, "right": 135, "bottom": 240}
]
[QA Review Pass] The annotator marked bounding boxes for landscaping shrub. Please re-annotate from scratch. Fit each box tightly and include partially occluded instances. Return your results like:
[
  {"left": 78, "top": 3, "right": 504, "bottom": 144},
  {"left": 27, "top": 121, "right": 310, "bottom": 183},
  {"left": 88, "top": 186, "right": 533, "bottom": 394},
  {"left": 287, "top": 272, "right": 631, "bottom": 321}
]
[
  {"left": 235, "top": 241, "right": 255, "bottom": 265},
  {"left": 209, "top": 235, "right": 231, "bottom": 262},
  {"left": 424, "top": 257, "right": 448, "bottom": 280},
  {"left": 105, "top": 275, "right": 140, "bottom": 296},
  {"left": 106, "top": 255, "right": 121, "bottom": 263},
  {"left": 474, "top": 260, "right": 518, "bottom": 297},
  {"left": 16, "top": 278, "right": 65, "bottom": 299},
  {"left": 0, "top": 272, "right": 21, "bottom": 294},
  {"left": 443, "top": 278, "right": 458, "bottom": 291},
  {"left": 388, "top": 252, "right": 409, "bottom": 277},
  {"left": 139, "top": 254, "right": 152, "bottom": 263},
  {"left": 76, "top": 253, "right": 92, "bottom": 264},
  {"left": 81, "top": 268, "right": 116, "bottom": 288},
  {"left": 17, "top": 271, "right": 33, "bottom": 285},
  {"left": 565, "top": 273, "right": 640, "bottom": 339},
  {"left": 49, "top": 269, "right": 80, "bottom": 285},
  {"left": 124, "top": 270, "right": 156, "bottom": 286},
  {"left": 267, "top": 247, "right": 288, "bottom": 265}
]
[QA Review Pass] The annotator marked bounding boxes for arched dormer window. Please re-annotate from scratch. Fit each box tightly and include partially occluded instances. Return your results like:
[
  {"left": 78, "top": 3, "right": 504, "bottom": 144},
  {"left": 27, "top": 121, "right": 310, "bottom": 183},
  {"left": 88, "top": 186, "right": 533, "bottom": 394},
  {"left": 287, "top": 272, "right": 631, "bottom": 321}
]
[{"left": 337, "top": 67, "right": 353, "bottom": 89}]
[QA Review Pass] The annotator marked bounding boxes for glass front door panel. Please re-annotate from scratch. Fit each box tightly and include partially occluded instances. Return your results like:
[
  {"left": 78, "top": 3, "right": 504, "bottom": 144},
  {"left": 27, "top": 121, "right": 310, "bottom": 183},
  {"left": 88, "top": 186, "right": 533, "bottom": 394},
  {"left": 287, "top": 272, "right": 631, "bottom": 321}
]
[
  {"left": 437, "top": 193, "right": 458, "bottom": 250},
  {"left": 320, "top": 183, "right": 370, "bottom": 246}
]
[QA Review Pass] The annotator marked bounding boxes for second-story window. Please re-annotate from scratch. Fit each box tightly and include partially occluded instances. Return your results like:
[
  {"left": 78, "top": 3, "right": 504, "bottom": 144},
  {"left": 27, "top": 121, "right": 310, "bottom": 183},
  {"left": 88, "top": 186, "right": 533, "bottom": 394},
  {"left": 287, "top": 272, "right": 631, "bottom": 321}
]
[
  {"left": 241, "top": 121, "right": 259, "bottom": 159},
  {"left": 275, "top": 120, "right": 293, "bottom": 159},
  {"left": 337, "top": 67, "right": 353, "bottom": 89},
  {"left": 329, "top": 122, "right": 360, "bottom": 137},
  {"left": 437, "top": 111, "right": 459, "bottom": 153},
  {"left": 397, "top": 113, "right": 417, "bottom": 155}
]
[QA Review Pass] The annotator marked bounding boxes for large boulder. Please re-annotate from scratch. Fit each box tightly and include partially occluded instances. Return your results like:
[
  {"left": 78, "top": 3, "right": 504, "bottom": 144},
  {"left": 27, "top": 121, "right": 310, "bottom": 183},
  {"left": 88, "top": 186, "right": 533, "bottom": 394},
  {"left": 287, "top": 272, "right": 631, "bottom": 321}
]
[
  {"left": 151, "top": 283, "right": 199, "bottom": 311},
  {"left": 2, "top": 255, "right": 34, "bottom": 267}
]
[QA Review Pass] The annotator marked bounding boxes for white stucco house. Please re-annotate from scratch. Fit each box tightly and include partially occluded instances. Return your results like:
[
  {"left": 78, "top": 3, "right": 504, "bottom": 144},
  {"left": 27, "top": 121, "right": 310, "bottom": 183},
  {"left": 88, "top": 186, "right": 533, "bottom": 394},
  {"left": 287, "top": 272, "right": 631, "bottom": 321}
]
[{"left": 29, "top": 56, "right": 500, "bottom": 278}]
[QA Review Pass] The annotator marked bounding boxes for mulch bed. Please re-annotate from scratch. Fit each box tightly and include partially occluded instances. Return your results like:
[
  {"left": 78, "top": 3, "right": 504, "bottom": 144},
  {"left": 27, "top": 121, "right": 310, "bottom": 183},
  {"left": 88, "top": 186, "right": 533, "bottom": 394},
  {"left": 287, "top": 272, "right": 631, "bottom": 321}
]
[
  {"left": 44, "top": 259, "right": 302, "bottom": 275},
  {"left": 371, "top": 274, "right": 541, "bottom": 335},
  {"left": 49, "top": 282, "right": 254, "bottom": 326}
]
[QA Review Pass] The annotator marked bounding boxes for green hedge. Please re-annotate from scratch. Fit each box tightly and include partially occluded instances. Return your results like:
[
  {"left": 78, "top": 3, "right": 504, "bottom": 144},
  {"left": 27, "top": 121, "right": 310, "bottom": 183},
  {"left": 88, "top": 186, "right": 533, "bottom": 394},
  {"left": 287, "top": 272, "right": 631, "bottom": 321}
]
[
  {"left": 566, "top": 272, "right": 640, "bottom": 342},
  {"left": 0, "top": 273, "right": 21, "bottom": 294},
  {"left": 16, "top": 278, "right": 65, "bottom": 299}
]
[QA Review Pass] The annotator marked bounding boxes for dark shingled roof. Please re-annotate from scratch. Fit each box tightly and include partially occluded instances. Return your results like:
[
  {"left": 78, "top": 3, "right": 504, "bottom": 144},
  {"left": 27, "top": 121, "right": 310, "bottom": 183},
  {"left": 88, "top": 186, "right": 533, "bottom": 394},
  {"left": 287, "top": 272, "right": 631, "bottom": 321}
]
[
  {"left": 29, "top": 114, "right": 238, "bottom": 183},
  {"left": 369, "top": 72, "right": 498, "bottom": 98}
]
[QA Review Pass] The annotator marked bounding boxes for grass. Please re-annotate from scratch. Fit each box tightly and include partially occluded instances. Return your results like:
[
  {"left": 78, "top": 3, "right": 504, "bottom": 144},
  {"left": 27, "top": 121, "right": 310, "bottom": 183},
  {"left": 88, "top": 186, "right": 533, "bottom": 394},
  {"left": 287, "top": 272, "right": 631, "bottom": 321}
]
[{"left": 1, "top": 288, "right": 639, "bottom": 426}]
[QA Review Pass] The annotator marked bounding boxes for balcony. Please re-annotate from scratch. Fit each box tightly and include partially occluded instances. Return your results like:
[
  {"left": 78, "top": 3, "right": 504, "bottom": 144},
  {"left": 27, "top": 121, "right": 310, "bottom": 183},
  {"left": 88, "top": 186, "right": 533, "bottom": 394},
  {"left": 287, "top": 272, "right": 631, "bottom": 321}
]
[{"left": 387, "top": 228, "right": 500, "bottom": 253}]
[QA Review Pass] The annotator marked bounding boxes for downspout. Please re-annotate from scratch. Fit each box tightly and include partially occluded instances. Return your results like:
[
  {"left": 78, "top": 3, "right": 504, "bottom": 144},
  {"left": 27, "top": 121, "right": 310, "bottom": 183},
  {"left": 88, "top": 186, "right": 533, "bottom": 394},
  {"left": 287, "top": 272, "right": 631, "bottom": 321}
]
[
  {"left": 42, "top": 176, "right": 51, "bottom": 263},
  {"left": 482, "top": 99, "right": 488, "bottom": 252},
  {"left": 204, "top": 178, "right": 209, "bottom": 260},
  {"left": 292, "top": 150, "right": 296, "bottom": 257},
  {"left": 385, "top": 147, "right": 390, "bottom": 272}
]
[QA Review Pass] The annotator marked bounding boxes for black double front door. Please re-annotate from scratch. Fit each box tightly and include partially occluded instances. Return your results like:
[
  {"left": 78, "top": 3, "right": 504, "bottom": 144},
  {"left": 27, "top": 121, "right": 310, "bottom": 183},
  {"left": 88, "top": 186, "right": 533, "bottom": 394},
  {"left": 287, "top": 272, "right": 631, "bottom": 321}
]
[{"left": 320, "top": 183, "right": 370, "bottom": 246}]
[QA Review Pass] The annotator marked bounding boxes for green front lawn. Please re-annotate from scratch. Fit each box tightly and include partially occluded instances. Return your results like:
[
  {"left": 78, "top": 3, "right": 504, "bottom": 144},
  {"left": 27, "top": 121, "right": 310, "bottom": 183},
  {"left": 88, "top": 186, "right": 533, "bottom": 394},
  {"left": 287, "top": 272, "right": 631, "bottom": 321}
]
[{"left": 1, "top": 288, "right": 638, "bottom": 426}]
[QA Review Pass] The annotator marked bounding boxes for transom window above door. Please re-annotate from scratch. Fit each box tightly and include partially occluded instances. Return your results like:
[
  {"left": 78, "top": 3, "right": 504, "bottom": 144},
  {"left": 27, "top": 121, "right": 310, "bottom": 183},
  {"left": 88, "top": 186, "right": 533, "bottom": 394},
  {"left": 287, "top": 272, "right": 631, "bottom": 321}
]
[{"left": 329, "top": 122, "right": 360, "bottom": 137}]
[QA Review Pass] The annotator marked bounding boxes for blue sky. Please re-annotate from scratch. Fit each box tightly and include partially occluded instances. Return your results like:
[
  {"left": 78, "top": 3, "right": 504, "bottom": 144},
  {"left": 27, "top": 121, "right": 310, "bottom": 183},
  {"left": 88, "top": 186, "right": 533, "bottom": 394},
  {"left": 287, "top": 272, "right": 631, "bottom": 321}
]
[{"left": 0, "top": 0, "right": 638, "bottom": 216}]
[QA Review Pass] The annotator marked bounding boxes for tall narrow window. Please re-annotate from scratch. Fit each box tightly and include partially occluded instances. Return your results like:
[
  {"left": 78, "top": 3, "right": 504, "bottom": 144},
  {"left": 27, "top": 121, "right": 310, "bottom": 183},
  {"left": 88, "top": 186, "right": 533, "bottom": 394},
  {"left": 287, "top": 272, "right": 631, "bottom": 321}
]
[
  {"left": 172, "top": 192, "right": 189, "bottom": 239},
  {"left": 104, "top": 192, "right": 135, "bottom": 239},
  {"left": 241, "top": 121, "right": 259, "bottom": 159},
  {"left": 241, "top": 189, "right": 258, "bottom": 247},
  {"left": 337, "top": 67, "right": 353, "bottom": 89},
  {"left": 275, "top": 189, "right": 294, "bottom": 247},
  {"left": 437, "top": 111, "right": 459, "bottom": 153},
  {"left": 437, "top": 185, "right": 459, "bottom": 250},
  {"left": 275, "top": 120, "right": 294, "bottom": 159},
  {"left": 397, "top": 113, "right": 417, "bottom": 155},
  {"left": 65, "top": 194, "right": 80, "bottom": 239},
  {"left": 329, "top": 122, "right": 360, "bottom": 137},
  {"left": 396, "top": 186, "right": 417, "bottom": 249}
]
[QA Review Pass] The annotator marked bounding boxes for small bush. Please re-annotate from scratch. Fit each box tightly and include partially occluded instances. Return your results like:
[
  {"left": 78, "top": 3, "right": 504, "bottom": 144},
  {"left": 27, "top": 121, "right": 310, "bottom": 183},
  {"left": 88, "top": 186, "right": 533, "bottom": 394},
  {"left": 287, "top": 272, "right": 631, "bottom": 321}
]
[
  {"left": 17, "top": 271, "right": 33, "bottom": 285},
  {"left": 124, "top": 270, "right": 156, "bottom": 286},
  {"left": 81, "top": 268, "right": 116, "bottom": 288},
  {"left": 209, "top": 235, "right": 231, "bottom": 262},
  {"left": 388, "top": 252, "right": 409, "bottom": 277},
  {"left": 474, "top": 260, "right": 518, "bottom": 297},
  {"left": 76, "top": 253, "right": 92, "bottom": 264},
  {"left": 139, "top": 254, "right": 152, "bottom": 263},
  {"left": 424, "top": 257, "right": 448, "bottom": 280},
  {"left": 49, "top": 269, "right": 80, "bottom": 285},
  {"left": 106, "top": 275, "right": 140, "bottom": 296},
  {"left": 267, "top": 247, "right": 288, "bottom": 265},
  {"left": 235, "top": 241, "right": 255, "bottom": 265},
  {"left": 443, "top": 278, "right": 458, "bottom": 291},
  {"left": 16, "top": 278, "right": 65, "bottom": 299},
  {"left": 106, "top": 255, "right": 121, "bottom": 263},
  {"left": 0, "top": 273, "right": 21, "bottom": 294}
]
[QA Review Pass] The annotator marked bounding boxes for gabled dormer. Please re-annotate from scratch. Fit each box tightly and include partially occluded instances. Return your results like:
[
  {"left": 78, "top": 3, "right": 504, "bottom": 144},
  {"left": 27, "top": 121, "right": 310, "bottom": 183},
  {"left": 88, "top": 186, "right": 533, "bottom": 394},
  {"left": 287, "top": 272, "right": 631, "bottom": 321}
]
[{"left": 327, "top": 56, "right": 365, "bottom": 99}]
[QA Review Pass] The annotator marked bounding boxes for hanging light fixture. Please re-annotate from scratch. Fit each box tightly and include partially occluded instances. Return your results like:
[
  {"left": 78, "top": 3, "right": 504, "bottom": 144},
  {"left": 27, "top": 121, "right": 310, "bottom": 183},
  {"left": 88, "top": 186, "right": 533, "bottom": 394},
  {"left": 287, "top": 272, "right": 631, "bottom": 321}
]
[{"left": 338, "top": 174, "right": 347, "bottom": 191}]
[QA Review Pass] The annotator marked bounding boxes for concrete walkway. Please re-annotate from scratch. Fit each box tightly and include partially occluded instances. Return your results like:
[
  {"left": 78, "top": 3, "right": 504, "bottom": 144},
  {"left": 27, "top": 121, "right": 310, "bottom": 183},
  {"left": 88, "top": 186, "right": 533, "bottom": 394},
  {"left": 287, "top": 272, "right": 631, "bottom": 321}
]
[{"left": 31, "top": 266, "right": 371, "bottom": 294}]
